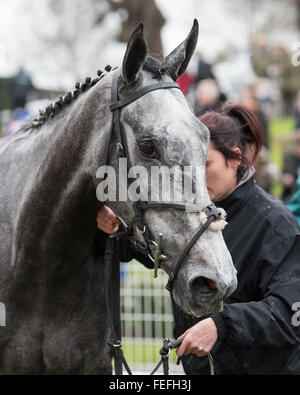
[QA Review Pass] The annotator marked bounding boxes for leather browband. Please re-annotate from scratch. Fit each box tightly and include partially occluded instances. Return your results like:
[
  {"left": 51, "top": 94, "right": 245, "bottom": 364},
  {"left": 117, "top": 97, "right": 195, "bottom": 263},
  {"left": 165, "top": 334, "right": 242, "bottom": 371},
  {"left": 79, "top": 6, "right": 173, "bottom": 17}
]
[{"left": 109, "top": 82, "right": 180, "bottom": 112}]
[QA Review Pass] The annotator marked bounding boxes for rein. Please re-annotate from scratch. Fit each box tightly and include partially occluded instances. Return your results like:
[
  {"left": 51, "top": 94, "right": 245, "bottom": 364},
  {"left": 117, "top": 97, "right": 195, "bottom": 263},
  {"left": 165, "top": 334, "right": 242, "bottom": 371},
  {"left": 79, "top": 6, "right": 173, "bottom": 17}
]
[{"left": 104, "top": 69, "right": 221, "bottom": 375}]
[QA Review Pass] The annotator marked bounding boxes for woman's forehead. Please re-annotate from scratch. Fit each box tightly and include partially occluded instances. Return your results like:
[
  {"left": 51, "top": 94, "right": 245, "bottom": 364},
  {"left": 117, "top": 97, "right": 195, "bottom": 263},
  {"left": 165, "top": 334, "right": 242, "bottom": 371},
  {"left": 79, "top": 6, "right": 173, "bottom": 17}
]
[{"left": 207, "top": 142, "right": 219, "bottom": 156}]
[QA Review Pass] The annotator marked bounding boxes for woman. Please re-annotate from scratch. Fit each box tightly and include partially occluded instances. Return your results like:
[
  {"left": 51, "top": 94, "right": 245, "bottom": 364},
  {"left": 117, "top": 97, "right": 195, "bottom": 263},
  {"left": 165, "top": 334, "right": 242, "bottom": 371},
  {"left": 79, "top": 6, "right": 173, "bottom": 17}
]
[{"left": 97, "top": 102, "right": 300, "bottom": 375}]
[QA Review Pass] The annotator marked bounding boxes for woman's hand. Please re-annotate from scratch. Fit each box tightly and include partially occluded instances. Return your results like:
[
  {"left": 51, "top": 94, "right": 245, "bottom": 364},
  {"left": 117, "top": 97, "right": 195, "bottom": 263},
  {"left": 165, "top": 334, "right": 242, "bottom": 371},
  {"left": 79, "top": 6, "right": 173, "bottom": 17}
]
[
  {"left": 96, "top": 205, "right": 121, "bottom": 235},
  {"left": 176, "top": 318, "right": 218, "bottom": 358}
]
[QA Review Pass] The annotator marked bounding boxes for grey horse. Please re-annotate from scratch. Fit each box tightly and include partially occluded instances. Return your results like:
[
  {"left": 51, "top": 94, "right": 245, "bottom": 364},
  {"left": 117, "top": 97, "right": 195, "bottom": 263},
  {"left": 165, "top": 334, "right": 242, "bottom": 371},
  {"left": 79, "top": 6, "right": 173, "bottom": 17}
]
[{"left": 0, "top": 21, "right": 237, "bottom": 374}]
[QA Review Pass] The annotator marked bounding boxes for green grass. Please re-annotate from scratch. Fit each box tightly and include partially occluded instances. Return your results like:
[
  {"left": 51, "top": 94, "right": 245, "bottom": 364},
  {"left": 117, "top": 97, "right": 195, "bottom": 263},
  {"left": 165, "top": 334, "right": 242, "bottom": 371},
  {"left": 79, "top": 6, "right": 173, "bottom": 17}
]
[
  {"left": 122, "top": 342, "right": 178, "bottom": 364},
  {"left": 269, "top": 117, "right": 295, "bottom": 197},
  {"left": 269, "top": 117, "right": 295, "bottom": 169}
]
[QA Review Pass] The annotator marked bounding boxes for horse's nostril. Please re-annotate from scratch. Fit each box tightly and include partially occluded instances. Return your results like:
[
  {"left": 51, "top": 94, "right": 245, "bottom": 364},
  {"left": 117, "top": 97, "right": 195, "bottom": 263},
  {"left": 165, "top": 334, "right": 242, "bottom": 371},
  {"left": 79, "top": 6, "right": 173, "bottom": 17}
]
[
  {"left": 207, "top": 279, "right": 217, "bottom": 289},
  {"left": 191, "top": 276, "right": 218, "bottom": 305}
]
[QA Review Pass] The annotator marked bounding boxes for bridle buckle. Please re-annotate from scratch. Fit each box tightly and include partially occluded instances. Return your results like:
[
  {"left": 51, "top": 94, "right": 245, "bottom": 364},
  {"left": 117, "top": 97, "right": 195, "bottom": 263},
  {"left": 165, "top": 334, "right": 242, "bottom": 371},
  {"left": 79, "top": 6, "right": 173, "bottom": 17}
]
[{"left": 148, "top": 233, "right": 168, "bottom": 278}]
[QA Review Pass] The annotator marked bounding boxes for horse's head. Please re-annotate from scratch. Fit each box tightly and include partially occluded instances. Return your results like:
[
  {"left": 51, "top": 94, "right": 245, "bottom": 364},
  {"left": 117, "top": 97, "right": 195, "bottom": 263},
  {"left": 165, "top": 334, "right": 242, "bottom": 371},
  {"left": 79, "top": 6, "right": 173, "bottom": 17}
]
[{"left": 96, "top": 20, "right": 237, "bottom": 317}]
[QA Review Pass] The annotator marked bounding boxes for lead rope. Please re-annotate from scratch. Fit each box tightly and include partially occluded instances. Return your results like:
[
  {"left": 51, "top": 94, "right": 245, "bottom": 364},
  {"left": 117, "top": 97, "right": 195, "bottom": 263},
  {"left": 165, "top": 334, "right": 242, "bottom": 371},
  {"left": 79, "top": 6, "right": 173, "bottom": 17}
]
[
  {"left": 208, "top": 353, "right": 215, "bottom": 375},
  {"left": 104, "top": 236, "right": 133, "bottom": 375},
  {"left": 150, "top": 337, "right": 215, "bottom": 375}
]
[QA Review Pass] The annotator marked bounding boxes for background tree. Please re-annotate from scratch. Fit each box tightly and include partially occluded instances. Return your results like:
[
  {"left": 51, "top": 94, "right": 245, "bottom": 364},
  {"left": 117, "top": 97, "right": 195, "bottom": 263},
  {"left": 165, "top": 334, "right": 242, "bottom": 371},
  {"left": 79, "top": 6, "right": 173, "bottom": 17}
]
[
  {"left": 6, "top": 0, "right": 124, "bottom": 90},
  {"left": 225, "top": 0, "right": 296, "bottom": 44},
  {"left": 108, "top": 0, "right": 165, "bottom": 56},
  {"left": 294, "top": 0, "right": 300, "bottom": 31},
  {"left": 226, "top": 0, "right": 300, "bottom": 115},
  {"left": 2, "top": 0, "right": 166, "bottom": 91}
]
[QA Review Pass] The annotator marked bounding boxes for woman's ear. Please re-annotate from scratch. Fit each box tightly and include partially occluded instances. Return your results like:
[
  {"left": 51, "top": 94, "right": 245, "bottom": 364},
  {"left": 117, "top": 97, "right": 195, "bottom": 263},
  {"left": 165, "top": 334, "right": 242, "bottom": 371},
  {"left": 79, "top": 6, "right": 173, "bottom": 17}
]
[{"left": 231, "top": 147, "right": 242, "bottom": 168}]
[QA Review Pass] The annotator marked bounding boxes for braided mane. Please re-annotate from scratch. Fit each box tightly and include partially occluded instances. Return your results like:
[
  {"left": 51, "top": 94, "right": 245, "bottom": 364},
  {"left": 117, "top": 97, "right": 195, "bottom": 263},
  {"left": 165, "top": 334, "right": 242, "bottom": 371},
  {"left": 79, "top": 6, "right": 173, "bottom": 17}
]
[
  {"left": 30, "top": 65, "right": 114, "bottom": 130},
  {"left": 28, "top": 56, "right": 163, "bottom": 131}
]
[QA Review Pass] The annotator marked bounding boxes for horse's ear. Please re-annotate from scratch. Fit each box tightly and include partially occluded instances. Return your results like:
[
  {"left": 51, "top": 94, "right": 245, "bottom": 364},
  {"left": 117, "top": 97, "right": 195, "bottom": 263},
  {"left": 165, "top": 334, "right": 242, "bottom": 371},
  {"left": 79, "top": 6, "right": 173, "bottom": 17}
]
[
  {"left": 163, "top": 19, "right": 199, "bottom": 81},
  {"left": 122, "top": 23, "right": 148, "bottom": 86}
]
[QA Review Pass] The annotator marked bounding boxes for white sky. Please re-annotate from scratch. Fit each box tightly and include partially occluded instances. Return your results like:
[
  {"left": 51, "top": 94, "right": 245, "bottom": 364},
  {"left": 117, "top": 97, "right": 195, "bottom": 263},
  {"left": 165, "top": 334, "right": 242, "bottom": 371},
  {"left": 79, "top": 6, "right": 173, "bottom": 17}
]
[
  {"left": 0, "top": 0, "right": 296, "bottom": 91},
  {"left": 0, "top": 0, "right": 249, "bottom": 78},
  {"left": 0, "top": 0, "right": 20, "bottom": 76},
  {"left": 155, "top": 0, "right": 248, "bottom": 60}
]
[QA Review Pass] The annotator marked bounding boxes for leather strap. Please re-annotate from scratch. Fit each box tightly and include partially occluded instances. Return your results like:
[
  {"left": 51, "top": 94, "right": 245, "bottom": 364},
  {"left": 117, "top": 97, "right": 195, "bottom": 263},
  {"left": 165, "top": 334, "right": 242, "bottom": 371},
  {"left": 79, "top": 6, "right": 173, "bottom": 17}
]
[
  {"left": 104, "top": 237, "right": 133, "bottom": 375},
  {"left": 110, "top": 82, "right": 180, "bottom": 111},
  {"left": 166, "top": 206, "right": 221, "bottom": 292}
]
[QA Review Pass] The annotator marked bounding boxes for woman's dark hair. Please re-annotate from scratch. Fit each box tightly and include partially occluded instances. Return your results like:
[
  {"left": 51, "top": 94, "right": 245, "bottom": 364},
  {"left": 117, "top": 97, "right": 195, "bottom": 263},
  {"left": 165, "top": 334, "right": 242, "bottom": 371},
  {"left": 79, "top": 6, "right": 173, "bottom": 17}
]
[{"left": 199, "top": 101, "right": 263, "bottom": 182}]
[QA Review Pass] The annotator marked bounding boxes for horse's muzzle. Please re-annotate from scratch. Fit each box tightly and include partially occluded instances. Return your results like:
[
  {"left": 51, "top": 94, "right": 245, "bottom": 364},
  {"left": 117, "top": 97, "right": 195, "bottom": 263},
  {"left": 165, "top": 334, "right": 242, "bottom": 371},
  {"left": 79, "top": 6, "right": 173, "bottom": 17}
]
[{"left": 190, "top": 276, "right": 220, "bottom": 306}]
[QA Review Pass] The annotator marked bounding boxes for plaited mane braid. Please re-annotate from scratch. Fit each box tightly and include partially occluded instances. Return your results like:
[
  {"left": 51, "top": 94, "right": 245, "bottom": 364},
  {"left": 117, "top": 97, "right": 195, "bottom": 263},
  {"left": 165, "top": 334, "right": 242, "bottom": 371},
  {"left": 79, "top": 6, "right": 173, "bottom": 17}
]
[
  {"left": 31, "top": 65, "right": 114, "bottom": 129},
  {"left": 30, "top": 57, "right": 163, "bottom": 130}
]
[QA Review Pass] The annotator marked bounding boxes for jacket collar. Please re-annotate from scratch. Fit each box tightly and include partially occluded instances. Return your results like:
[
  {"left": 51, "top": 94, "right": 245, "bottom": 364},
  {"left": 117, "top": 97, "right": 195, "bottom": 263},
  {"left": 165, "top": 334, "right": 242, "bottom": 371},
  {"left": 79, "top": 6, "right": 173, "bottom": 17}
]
[{"left": 215, "top": 176, "right": 256, "bottom": 221}]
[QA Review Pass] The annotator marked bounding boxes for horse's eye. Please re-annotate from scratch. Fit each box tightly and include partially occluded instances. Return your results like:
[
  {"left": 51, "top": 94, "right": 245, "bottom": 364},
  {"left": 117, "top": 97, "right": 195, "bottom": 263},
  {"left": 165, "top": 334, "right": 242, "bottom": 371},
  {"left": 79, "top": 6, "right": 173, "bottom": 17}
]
[{"left": 138, "top": 141, "right": 157, "bottom": 157}]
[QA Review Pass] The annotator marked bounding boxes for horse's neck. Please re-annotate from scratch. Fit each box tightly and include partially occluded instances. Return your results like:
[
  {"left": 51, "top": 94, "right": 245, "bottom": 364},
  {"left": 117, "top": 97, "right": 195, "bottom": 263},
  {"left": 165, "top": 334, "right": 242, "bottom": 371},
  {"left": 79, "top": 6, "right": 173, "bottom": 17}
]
[{"left": 12, "top": 93, "right": 111, "bottom": 270}]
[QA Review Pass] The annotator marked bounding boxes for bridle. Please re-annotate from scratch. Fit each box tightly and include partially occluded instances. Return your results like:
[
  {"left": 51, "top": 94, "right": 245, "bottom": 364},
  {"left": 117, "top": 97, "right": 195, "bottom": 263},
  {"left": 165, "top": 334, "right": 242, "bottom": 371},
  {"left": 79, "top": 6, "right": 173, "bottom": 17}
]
[
  {"left": 103, "top": 69, "right": 221, "bottom": 375},
  {"left": 107, "top": 69, "right": 223, "bottom": 292}
]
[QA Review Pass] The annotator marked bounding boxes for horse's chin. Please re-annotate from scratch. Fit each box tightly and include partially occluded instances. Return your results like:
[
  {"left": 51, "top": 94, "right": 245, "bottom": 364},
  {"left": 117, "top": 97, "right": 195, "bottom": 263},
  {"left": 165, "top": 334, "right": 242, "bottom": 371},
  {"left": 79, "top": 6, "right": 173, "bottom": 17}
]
[
  {"left": 189, "top": 300, "right": 224, "bottom": 318},
  {"left": 176, "top": 298, "right": 224, "bottom": 318}
]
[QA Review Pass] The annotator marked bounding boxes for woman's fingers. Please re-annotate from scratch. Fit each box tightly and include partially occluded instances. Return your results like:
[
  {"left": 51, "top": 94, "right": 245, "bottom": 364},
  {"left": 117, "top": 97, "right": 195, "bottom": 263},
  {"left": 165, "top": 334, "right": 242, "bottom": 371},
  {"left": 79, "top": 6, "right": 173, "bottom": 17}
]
[
  {"left": 112, "top": 223, "right": 120, "bottom": 233},
  {"left": 97, "top": 205, "right": 121, "bottom": 234},
  {"left": 97, "top": 206, "right": 117, "bottom": 222},
  {"left": 103, "top": 206, "right": 121, "bottom": 222},
  {"left": 97, "top": 220, "right": 120, "bottom": 235},
  {"left": 176, "top": 319, "right": 218, "bottom": 358},
  {"left": 100, "top": 223, "right": 120, "bottom": 235},
  {"left": 176, "top": 337, "right": 192, "bottom": 357},
  {"left": 177, "top": 338, "right": 205, "bottom": 357}
]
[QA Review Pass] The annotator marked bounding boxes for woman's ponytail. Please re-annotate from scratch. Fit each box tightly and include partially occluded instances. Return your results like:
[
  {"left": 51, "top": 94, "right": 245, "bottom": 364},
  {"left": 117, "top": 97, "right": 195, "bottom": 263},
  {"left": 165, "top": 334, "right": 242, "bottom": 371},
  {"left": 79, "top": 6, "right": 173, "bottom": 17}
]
[
  {"left": 220, "top": 102, "right": 263, "bottom": 163},
  {"left": 199, "top": 101, "right": 263, "bottom": 182}
]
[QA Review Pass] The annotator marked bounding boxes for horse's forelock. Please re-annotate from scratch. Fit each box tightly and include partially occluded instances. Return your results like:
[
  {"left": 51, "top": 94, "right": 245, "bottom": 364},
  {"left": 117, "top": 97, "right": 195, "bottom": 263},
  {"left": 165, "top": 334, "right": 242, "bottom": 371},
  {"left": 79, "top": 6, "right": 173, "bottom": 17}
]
[{"left": 142, "top": 56, "right": 165, "bottom": 79}]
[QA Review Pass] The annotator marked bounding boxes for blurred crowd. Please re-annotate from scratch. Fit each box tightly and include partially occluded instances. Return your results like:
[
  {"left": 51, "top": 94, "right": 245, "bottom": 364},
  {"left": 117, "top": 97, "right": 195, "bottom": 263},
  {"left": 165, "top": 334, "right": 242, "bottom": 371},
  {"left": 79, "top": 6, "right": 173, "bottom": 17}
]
[
  {"left": 177, "top": 52, "right": 300, "bottom": 225},
  {"left": 0, "top": 68, "right": 35, "bottom": 136}
]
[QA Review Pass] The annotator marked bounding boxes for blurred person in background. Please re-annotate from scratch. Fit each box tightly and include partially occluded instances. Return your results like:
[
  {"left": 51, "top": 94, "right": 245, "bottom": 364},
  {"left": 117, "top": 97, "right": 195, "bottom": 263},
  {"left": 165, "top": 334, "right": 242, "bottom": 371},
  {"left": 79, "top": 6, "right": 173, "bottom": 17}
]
[
  {"left": 252, "top": 44, "right": 300, "bottom": 117},
  {"left": 294, "top": 91, "right": 300, "bottom": 129},
  {"left": 192, "top": 52, "right": 227, "bottom": 117},
  {"left": 254, "top": 146, "right": 280, "bottom": 194},
  {"left": 241, "top": 85, "right": 269, "bottom": 149},
  {"left": 10, "top": 68, "right": 34, "bottom": 110},
  {"left": 240, "top": 85, "right": 275, "bottom": 192},
  {"left": 287, "top": 175, "right": 300, "bottom": 227},
  {"left": 281, "top": 130, "right": 300, "bottom": 203},
  {"left": 177, "top": 71, "right": 195, "bottom": 97},
  {"left": 195, "top": 52, "right": 214, "bottom": 84},
  {"left": 194, "top": 78, "right": 223, "bottom": 117}
]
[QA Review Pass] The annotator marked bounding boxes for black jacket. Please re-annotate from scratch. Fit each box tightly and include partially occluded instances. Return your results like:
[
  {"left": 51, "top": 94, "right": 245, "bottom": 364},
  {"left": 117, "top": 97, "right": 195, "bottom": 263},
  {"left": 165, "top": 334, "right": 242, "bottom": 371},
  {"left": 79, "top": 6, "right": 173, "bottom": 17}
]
[
  {"left": 172, "top": 177, "right": 300, "bottom": 375},
  {"left": 101, "top": 177, "right": 300, "bottom": 375}
]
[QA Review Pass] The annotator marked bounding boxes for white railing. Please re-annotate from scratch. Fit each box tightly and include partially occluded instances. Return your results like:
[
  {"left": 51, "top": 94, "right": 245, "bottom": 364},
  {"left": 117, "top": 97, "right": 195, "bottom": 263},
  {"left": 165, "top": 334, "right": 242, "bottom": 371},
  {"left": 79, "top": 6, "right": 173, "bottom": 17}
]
[{"left": 120, "top": 260, "right": 185, "bottom": 375}]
